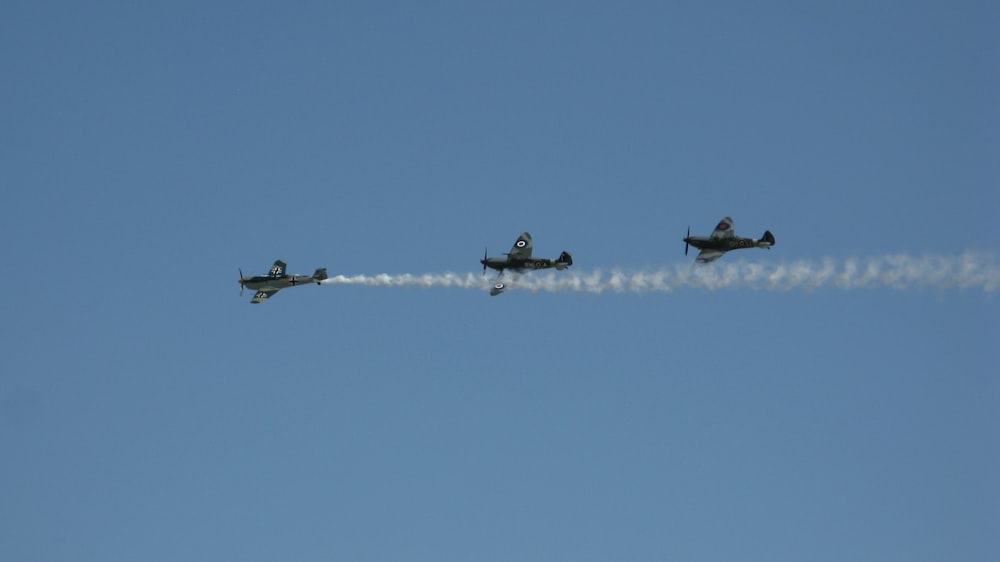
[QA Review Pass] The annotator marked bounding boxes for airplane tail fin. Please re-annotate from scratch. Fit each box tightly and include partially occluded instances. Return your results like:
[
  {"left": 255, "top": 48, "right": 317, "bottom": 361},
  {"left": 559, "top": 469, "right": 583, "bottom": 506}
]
[
  {"left": 313, "top": 268, "right": 329, "bottom": 283},
  {"left": 555, "top": 251, "right": 573, "bottom": 270},
  {"left": 759, "top": 231, "right": 775, "bottom": 249}
]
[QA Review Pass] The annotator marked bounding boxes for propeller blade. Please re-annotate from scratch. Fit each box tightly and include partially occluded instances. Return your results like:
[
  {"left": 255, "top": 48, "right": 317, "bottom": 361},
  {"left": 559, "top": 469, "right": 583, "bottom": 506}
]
[
  {"left": 239, "top": 268, "right": 245, "bottom": 296},
  {"left": 684, "top": 226, "right": 690, "bottom": 256},
  {"left": 482, "top": 246, "right": 488, "bottom": 275}
]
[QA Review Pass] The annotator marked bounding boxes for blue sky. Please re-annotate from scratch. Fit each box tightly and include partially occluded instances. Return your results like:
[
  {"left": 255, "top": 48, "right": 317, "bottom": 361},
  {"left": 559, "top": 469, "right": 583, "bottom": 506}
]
[{"left": 2, "top": 2, "right": 998, "bottom": 560}]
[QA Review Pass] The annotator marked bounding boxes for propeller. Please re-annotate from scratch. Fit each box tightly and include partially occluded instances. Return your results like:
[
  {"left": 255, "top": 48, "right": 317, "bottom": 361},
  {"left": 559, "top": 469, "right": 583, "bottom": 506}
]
[
  {"left": 239, "top": 268, "right": 245, "bottom": 296},
  {"left": 482, "top": 246, "right": 488, "bottom": 275},
  {"left": 684, "top": 226, "right": 690, "bottom": 256}
]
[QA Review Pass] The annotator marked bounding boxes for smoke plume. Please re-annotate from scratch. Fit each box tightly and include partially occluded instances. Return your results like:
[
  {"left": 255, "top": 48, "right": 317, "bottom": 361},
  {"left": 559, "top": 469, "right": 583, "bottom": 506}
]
[{"left": 321, "top": 252, "right": 999, "bottom": 294}]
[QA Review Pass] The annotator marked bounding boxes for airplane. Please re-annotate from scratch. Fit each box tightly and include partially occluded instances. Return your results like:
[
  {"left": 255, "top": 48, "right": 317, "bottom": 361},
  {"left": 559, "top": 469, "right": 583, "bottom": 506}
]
[
  {"left": 683, "top": 217, "right": 775, "bottom": 264},
  {"left": 238, "top": 260, "right": 328, "bottom": 303},
  {"left": 480, "top": 232, "right": 573, "bottom": 295}
]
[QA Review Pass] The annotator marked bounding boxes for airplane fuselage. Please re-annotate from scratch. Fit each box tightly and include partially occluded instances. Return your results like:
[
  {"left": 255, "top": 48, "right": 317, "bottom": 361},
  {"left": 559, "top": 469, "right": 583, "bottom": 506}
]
[
  {"left": 683, "top": 236, "right": 766, "bottom": 252},
  {"left": 482, "top": 257, "right": 564, "bottom": 273},
  {"left": 239, "top": 274, "right": 317, "bottom": 291}
]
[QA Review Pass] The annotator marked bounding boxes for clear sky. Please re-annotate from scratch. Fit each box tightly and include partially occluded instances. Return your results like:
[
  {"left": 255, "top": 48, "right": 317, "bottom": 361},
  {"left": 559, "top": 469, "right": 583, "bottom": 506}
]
[{"left": 2, "top": 2, "right": 998, "bottom": 560}]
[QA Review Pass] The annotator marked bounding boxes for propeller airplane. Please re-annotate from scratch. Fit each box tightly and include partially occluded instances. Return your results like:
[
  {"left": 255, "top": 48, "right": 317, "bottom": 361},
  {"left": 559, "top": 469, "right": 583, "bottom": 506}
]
[
  {"left": 480, "top": 232, "right": 573, "bottom": 296},
  {"left": 238, "top": 260, "right": 328, "bottom": 303},
  {"left": 683, "top": 217, "right": 775, "bottom": 264}
]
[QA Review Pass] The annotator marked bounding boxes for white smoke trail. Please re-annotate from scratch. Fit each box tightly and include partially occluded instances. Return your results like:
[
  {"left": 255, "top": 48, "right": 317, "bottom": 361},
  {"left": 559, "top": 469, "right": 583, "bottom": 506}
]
[{"left": 321, "top": 252, "right": 1000, "bottom": 294}]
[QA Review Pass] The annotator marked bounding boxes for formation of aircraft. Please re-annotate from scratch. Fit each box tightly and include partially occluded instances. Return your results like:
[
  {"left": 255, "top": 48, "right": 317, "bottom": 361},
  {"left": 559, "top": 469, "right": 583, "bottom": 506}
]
[
  {"left": 683, "top": 217, "right": 775, "bottom": 264},
  {"left": 480, "top": 232, "right": 573, "bottom": 296},
  {"left": 238, "top": 217, "right": 775, "bottom": 301},
  {"left": 238, "top": 260, "right": 328, "bottom": 303}
]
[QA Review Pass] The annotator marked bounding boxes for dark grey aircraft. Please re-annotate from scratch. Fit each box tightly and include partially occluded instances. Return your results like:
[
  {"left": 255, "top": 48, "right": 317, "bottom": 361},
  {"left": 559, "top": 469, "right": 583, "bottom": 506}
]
[
  {"left": 238, "top": 260, "right": 328, "bottom": 303},
  {"left": 683, "top": 217, "right": 775, "bottom": 264},
  {"left": 480, "top": 232, "right": 573, "bottom": 296}
]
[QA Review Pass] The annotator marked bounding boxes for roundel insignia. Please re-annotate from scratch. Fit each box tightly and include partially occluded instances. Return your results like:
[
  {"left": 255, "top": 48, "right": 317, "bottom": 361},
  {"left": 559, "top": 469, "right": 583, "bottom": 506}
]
[
  {"left": 516, "top": 240, "right": 527, "bottom": 248},
  {"left": 717, "top": 222, "right": 730, "bottom": 230},
  {"left": 494, "top": 283, "right": 505, "bottom": 289}
]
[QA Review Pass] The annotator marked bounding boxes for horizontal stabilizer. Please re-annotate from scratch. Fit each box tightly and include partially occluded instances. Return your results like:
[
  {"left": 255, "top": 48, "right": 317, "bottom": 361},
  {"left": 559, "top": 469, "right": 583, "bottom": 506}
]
[{"left": 313, "top": 268, "right": 328, "bottom": 281}]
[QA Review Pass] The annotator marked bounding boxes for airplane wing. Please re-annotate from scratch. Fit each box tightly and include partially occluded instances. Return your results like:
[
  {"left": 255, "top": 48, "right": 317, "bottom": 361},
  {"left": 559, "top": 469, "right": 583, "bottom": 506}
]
[
  {"left": 489, "top": 271, "right": 521, "bottom": 296},
  {"left": 268, "top": 260, "right": 287, "bottom": 277},
  {"left": 508, "top": 233, "right": 533, "bottom": 260},
  {"left": 251, "top": 288, "right": 280, "bottom": 303},
  {"left": 695, "top": 249, "right": 725, "bottom": 264},
  {"left": 710, "top": 217, "right": 735, "bottom": 239}
]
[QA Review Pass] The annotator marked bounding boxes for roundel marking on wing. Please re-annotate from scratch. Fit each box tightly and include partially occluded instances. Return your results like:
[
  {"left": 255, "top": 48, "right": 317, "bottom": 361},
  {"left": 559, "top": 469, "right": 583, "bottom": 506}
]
[
  {"left": 494, "top": 283, "right": 505, "bottom": 289},
  {"left": 516, "top": 240, "right": 527, "bottom": 248},
  {"left": 717, "top": 222, "right": 731, "bottom": 230}
]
